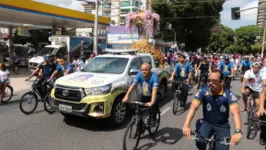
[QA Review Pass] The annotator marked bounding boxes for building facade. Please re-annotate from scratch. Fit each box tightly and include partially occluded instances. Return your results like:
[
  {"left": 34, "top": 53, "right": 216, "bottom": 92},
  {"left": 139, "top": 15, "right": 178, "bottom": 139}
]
[
  {"left": 257, "top": 0, "right": 266, "bottom": 27},
  {"left": 83, "top": 0, "right": 149, "bottom": 25}
]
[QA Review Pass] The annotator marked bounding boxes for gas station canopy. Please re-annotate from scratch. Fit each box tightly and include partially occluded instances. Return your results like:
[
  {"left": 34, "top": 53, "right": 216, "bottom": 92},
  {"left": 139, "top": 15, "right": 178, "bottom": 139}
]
[{"left": 0, "top": 0, "right": 110, "bottom": 28}]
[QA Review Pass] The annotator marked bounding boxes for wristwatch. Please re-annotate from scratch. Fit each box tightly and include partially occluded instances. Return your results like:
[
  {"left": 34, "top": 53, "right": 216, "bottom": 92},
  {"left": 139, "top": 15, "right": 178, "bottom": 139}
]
[{"left": 235, "top": 129, "right": 243, "bottom": 134}]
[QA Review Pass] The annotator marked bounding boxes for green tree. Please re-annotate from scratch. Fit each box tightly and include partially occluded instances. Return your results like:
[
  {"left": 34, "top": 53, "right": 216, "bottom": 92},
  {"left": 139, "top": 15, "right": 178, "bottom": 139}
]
[
  {"left": 208, "top": 24, "right": 235, "bottom": 53},
  {"left": 152, "top": 0, "right": 225, "bottom": 51},
  {"left": 234, "top": 25, "right": 263, "bottom": 54}
]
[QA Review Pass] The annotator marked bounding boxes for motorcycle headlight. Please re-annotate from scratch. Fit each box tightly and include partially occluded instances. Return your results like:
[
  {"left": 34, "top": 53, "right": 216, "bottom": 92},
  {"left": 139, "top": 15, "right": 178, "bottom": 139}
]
[{"left": 84, "top": 84, "right": 112, "bottom": 95}]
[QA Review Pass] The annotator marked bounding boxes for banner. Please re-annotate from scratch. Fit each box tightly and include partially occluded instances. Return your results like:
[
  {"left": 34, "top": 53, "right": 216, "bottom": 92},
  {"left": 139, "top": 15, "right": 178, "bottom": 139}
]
[{"left": 17, "top": 27, "right": 31, "bottom": 37}]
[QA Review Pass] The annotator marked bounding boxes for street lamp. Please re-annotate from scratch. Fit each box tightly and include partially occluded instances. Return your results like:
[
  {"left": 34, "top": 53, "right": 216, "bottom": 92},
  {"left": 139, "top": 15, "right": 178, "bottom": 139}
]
[{"left": 77, "top": 0, "right": 99, "bottom": 55}]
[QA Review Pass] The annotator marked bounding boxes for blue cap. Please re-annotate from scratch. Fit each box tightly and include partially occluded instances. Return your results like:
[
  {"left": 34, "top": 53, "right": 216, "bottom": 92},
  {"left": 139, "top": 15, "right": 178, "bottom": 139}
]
[{"left": 43, "top": 56, "right": 49, "bottom": 61}]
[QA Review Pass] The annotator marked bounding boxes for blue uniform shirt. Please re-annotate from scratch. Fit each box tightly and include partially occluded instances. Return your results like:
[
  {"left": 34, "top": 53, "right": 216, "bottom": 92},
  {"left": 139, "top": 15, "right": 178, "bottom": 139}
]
[
  {"left": 219, "top": 60, "right": 234, "bottom": 77},
  {"left": 241, "top": 60, "right": 252, "bottom": 71},
  {"left": 38, "top": 62, "right": 55, "bottom": 79},
  {"left": 174, "top": 62, "right": 193, "bottom": 79},
  {"left": 194, "top": 87, "right": 239, "bottom": 125},
  {"left": 134, "top": 72, "right": 159, "bottom": 96},
  {"left": 56, "top": 62, "right": 74, "bottom": 74}
]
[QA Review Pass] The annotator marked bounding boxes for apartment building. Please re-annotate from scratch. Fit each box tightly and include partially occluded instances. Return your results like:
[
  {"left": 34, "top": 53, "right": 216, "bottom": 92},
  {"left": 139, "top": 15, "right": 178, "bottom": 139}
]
[
  {"left": 83, "top": 0, "right": 150, "bottom": 25},
  {"left": 257, "top": 0, "right": 266, "bottom": 27}
]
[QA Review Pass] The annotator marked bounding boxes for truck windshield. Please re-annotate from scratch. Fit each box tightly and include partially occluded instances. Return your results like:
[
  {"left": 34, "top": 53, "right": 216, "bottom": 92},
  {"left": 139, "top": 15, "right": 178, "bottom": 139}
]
[
  {"left": 82, "top": 57, "right": 129, "bottom": 74},
  {"left": 39, "top": 47, "right": 55, "bottom": 56}
]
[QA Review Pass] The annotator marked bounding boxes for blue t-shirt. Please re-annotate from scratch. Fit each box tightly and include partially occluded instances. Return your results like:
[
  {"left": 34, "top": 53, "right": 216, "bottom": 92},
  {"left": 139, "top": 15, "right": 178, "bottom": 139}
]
[
  {"left": 219, "top": 61, "right": 234, "bottom": 77},
  {"left": 38, "top": 62, "right": 55, "bottom": 79},
  {"left": 56, "top": 62, "right": 74, "bottom": 74},
  {"left": 174, "top": 62, "right": 193, "bottom": 79},
  {"left": 241, "top": 60, "right": 251, "bottom": 71},
  {"left": 194, "top": 87, "right": 239, "bottom": 125},
  {"left": 134, "top": 72, "right": 159, "bottom": 97}
]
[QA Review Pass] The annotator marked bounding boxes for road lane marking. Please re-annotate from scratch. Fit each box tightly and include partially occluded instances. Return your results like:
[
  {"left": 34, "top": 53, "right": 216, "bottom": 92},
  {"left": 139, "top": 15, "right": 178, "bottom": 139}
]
[{"left": 160, "top": 107, "right": 171, "bottom": 116}]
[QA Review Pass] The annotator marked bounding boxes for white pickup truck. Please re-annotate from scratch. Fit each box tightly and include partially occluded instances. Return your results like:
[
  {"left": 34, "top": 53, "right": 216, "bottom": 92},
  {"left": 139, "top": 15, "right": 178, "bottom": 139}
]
[{"left": 51, "top": 49, "right": 170, "bottom": 126}]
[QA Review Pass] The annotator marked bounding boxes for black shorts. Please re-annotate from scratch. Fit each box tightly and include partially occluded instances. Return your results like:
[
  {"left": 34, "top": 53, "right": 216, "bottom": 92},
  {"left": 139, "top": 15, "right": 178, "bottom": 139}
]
[{"left": 245, "top": 86, "right": 259, "bottom": 99}]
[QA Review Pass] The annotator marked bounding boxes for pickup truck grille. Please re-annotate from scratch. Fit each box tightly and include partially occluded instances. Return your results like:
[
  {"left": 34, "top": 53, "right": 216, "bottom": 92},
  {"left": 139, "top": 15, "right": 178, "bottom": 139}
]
[{"left": 54, "top": 85, "right": 83, "bottom": 102}]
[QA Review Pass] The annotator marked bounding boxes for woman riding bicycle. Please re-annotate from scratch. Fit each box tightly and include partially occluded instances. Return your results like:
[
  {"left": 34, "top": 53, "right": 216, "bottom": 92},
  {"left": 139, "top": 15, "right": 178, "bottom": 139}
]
[{"left": 0, "top": 63, "right": 10, "bottom": 103}]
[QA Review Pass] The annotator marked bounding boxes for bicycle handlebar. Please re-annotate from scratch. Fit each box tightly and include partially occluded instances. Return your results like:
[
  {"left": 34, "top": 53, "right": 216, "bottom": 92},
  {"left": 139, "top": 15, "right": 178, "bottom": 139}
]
[
  {"left": 190, "top": 131, "right": 231, "bottom": 145},
  {"left": 127, "top": 101, "right": 145, "bottom": 106}
]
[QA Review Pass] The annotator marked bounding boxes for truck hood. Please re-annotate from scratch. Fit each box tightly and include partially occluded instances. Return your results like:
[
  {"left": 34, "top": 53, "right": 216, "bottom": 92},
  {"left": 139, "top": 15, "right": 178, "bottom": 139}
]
[
  {"left": 29, "top": 56, "right": 44, "bottom": 64},
  {"left": 55, "top": 72, "right": 121, "bottom": 88}
]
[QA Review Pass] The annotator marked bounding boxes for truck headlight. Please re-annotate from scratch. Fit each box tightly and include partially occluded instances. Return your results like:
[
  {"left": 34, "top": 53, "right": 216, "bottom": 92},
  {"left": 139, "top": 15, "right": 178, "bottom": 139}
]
[{"left": 84, "top": 84, "right": 112, "bottom": 95}]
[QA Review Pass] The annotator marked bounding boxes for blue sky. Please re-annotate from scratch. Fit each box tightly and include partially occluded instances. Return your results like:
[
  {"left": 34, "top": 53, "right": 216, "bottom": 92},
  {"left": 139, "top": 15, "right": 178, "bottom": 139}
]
[
  {"left": 35, "top": 0, "right": 258, "bottom": 30},
  {"left": 221, "top": 0, "right": 258, "bottom": 29}
]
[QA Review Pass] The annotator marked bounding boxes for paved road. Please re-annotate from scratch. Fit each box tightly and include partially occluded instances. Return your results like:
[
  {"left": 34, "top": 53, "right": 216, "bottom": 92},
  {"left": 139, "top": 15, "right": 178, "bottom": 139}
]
[{"left": 0, "top": 72, "right": 264, "bottom": 150}]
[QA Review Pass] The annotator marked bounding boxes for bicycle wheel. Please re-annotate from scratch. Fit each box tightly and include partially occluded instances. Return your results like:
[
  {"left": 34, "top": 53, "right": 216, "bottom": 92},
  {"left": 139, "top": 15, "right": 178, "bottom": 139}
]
[
  {"left": 247, "top": 109, "right": 255, "bottom": 139},
  {"left": 19, "top": 92, "right": 38, "bottom": 115},
  {"left": 148, "top": 107, "right": 161, "bottom": 137},
  {"left": 2, "top": 85, "right": 13, "bottom": 103},
  {"left": 43, "top": 91, "right": 56, "bottom": 114},
  {"left": 122, "top": 119, "right": 141, "bottom": 150},
  {"left": 172, "top": 91, "right": 180, "bottom": 115}
]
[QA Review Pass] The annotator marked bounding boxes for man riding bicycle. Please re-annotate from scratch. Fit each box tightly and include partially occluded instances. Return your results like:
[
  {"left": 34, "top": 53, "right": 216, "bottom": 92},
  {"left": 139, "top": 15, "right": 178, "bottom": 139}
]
[
  {"left": 48, "top": 57, "right": 74, "bottom": 81},
  {"left": 183, "top": 71, "right": 242, "bottom": 150},
  {"left": 122, "top": 63, "right": 159, "bottom": 116},
  {"left": 26, "top": 55, "right": 56, "bottom": 98},
  {"left": 169, "top": 54, "right": 192, "bottom": 107},
  {"left": 239, "top": 56, "right": 252, "bottom": 82},
  {"left": 241, "top": 62, "right": 265, "bottom": 113},
  {"left": 218, "top": 56, "right": 234, "bottom": 89}
]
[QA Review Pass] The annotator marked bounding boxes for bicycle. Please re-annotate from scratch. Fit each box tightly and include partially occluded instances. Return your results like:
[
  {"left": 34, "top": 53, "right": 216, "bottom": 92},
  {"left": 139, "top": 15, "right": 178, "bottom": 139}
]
[
  {"left": 190, "top": 131, "right": 231, "bottom": 150},
  {"left": 19, "top": 77, "right": 54, "bottom": 114},
  {"left": 245, "top": 89, "right": 259, "bottom": 139},
  {"left": 172, "top": 80, "right": 186, "bottom": 115},
  {"left": 11, "top": 62, "right": 20, "bottom": 75},
  {"left": 198, "top": 72, "right": 208, "bottom": 90},
  {"left": 43, "top": 80, "right": 56, "bottom": 114},
  {"left": 223, "top": 75, "right": 232, "bottom": 89},
  {"left": 122, "top": 101, "right": 160, "bottom": 150},
  {"left": 0, "top": 78, "right": 14, "bottom": 104}
]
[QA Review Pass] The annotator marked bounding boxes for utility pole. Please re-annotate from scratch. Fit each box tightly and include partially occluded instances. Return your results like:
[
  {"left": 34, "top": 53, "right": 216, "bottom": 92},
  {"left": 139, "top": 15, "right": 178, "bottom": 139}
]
[
  {"left": 262, "top": 22, "right": 265, "bottom": 58},
  {"left": 78, "top": 0, "right": 99, "bottom": 55},
  {"left": 93, "top": 0, "right": 99, "bottom": 55}
]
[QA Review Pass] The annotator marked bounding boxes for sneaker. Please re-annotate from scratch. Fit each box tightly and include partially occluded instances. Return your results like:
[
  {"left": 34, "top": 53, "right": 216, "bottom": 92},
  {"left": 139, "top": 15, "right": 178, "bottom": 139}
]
[{"left": 259, "top": 138, "right": 266, "bottom": 146}]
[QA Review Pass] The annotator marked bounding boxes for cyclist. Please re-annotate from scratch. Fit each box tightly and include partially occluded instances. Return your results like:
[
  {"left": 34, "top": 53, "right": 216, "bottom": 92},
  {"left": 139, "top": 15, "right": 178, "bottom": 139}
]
[
  {"left": 218, "top": 56, "right": 234, "bottom": 89},
  {"left": 169, "top": 54, "right": 192, "bottom": 107},
  {"left": 196, "top": 56, "right": 209, "bottom": 89},
  {"left": 183, "top": 71, "right": 242, "bottom": 150},
  {"left": 0, "top": 63, "right": 9, "bottom": 103},
  {"left": 210, "top": 58, "right": 219, "bottom": 73},
  {"left": 11, "top": 52, "right": 20, "bottom": 74},
  {"left": 239, "top": 56, "right": 252, "bottom": 81},
  {"left": 48, "top": 57, "right": 74, "bottom": 81},
  {"left": 122, "top": 63, "right": 159, "bottom": 115},
  {"left": 241, "top": 62, "right": 265, "bottom": 112},
  {"left": 26, "top": 56, "right": 56, "bottom": 98}
]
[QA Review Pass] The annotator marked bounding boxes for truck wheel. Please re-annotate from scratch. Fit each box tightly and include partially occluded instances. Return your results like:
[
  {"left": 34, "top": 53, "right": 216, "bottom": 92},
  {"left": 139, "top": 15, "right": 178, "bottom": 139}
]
[
  {"left": 109, "top": 97, "right": 127, "bottom": 126},
  {"left": 159, "top": 80, "right": 167, "bottom": 100}
]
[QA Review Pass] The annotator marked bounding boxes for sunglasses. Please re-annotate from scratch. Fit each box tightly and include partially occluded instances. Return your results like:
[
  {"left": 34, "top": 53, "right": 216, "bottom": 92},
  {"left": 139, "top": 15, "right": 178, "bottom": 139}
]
[{"left": 207, "top": 79, "right": 221, "bottom": 84}]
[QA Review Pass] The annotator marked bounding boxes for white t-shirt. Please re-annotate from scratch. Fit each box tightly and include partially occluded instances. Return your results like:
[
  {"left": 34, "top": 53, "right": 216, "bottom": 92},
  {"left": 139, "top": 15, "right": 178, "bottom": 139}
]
[
  {"left": 0, "top": 70, "right": 10, "bottom": 83},
  {"left": 244, "top": 69, "right": 264, "bottom": 92},
  {"left": 75, "top": 60, "right": 85, "bottom": 72}
]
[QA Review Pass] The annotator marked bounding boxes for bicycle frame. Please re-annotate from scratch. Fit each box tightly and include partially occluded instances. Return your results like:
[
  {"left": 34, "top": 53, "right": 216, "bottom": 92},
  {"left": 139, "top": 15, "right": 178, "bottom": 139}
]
[{"left": 130, "top": 101, "right": 151, "bottom": 131}]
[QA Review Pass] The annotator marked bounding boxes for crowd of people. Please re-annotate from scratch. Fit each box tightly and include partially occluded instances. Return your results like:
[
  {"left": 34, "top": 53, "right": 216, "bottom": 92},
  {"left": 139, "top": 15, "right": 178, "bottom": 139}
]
[{"left": 126, "top": 51, "right": 266, "bottom": 150}]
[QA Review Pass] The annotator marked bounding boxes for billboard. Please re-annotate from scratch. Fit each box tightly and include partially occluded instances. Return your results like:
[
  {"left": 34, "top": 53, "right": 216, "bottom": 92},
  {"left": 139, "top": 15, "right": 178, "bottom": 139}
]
[{"left": 107, "top": 34, "right": 152, "bottom": 44}]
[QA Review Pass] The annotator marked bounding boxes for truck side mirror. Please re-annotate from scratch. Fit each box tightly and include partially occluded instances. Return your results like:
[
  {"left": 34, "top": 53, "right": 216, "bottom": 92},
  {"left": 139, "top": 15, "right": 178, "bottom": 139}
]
[{"left": 129, "top": 69, "right": 139, "bottom": 76}]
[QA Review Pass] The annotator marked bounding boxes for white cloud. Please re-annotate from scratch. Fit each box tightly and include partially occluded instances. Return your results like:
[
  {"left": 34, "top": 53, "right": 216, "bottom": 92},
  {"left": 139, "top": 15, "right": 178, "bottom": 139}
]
[{"left": 34, "top": 0, "right": 83, "bottom": 11}]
